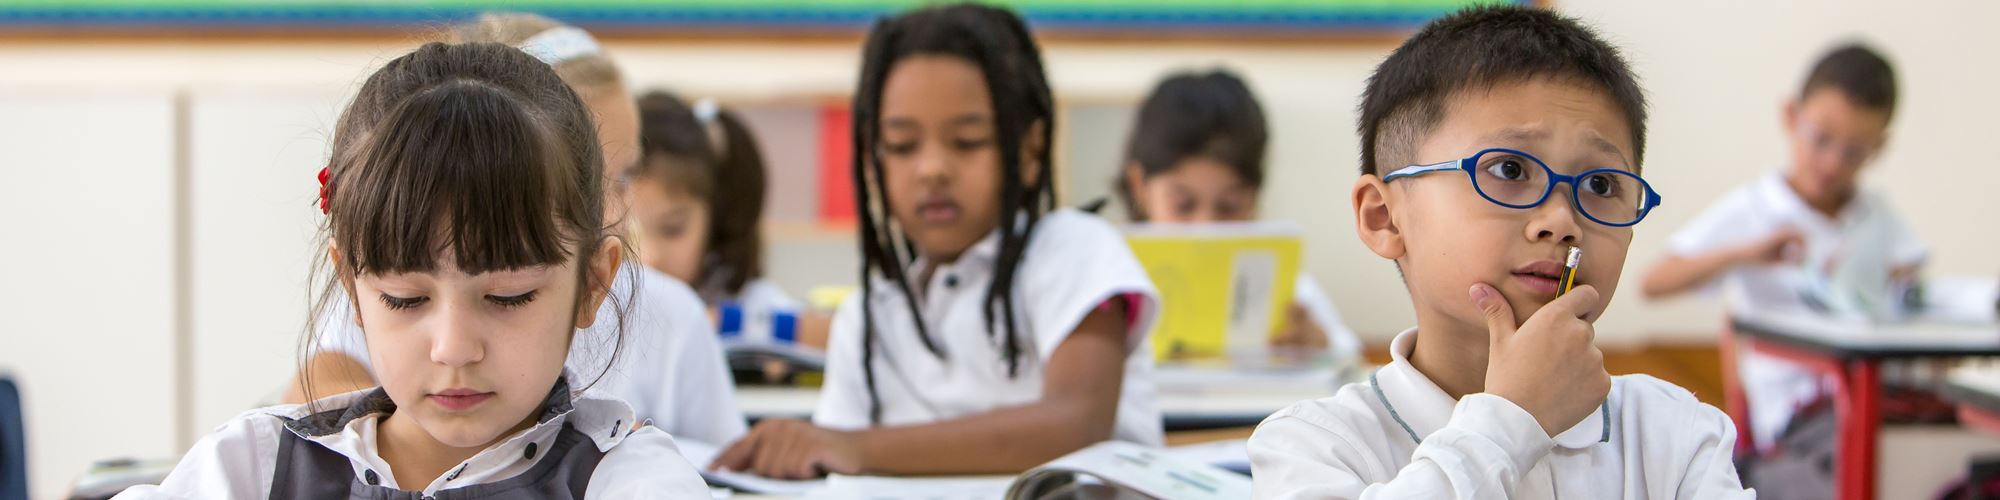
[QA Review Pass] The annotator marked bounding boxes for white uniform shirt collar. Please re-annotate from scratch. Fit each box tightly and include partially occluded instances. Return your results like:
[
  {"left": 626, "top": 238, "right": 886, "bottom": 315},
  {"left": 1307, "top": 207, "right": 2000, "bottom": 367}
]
[
  {"left": 1755, "top": 169, "right": 1871, "bottom": 229},
  {"left": 1375, "top": 328, "right": 1608, "bottom": 450},
  {"left": 267, "top": 376, "right": 640, "bottom": 494},
  {"left": 899, "top": 228, "right": 1004, "bottom": 291}
]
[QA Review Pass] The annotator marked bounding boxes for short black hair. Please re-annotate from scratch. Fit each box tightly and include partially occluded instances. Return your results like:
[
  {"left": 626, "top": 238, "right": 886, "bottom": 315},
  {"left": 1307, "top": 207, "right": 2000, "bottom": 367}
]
[
  {"left": 1358, "top": 5, "right": 1647, "bottom": 176},
  {"left": 1799, "top": 43, "right": 1897, "bottom": 118},
  {"left": 1117, "top": 69, "right": 1268, "bottom": 222}
]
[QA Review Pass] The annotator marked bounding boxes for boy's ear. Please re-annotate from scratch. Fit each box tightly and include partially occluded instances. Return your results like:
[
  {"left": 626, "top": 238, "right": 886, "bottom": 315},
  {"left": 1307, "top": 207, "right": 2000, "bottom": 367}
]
[
  {"left": 1019, "top": 119, "right": 1048, "bottom": 186},
  {"left": 1353, "top": 174, "right": 1406, "bottom": 260},
  {"left": 1781, "top": 98, "right": 1799, "bottom": 135},
  {"left": 573, "top": 238, "right": 623, "bottom": 329}
]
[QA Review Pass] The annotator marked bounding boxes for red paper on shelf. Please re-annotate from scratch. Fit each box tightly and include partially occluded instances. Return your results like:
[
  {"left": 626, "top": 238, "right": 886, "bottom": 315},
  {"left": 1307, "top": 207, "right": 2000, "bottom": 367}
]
[{"left": 817, "top": 104, "right": 854, "bottom": 225}]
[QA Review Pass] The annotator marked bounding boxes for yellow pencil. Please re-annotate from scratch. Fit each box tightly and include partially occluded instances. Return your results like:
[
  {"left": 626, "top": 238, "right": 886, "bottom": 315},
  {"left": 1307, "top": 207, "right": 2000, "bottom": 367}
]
[{"left": 1559, "top": 246, "right": 1582, "bottom": 296}]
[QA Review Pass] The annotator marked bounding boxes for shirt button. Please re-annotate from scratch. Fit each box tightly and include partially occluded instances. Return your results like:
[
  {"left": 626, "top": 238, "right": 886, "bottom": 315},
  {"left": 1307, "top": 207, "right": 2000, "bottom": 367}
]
[
  {"left": 363, "top": 469, "right": 379, "bottom": 485},
  {"left": 524, "top": 442, "right": 538, "bottom": 461}
]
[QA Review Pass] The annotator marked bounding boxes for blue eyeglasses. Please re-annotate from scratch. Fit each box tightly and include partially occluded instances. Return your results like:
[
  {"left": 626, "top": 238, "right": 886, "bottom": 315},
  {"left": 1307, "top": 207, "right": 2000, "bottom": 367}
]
[{"left": 1383, "top": 148, "right": 1663, "bottom": 227}]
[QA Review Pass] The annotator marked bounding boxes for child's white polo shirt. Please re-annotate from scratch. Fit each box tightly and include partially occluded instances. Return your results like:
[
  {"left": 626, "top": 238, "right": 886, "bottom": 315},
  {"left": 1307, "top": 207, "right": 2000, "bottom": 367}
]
[
  {"left": 1666, "top": 169, "right": 1927, "bottom": 450},
  {"left": 811, "top": 208, "right": 1165, "bottom": 446},
  {"left": 1248, "top": 328, "right": 1753, "bottom": 499}
]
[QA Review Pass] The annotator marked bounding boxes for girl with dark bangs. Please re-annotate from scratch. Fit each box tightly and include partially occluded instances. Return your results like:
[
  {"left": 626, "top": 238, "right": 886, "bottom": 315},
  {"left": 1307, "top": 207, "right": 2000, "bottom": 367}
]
[
  {"left": 286, "top": 12, "right": 747, "bottom": 451},
  {"left": 119, "top": 42, "right": 708, "bottom": 498},
  {"left": 709, "top": 3, "right": 1164, "bottom": 479}
]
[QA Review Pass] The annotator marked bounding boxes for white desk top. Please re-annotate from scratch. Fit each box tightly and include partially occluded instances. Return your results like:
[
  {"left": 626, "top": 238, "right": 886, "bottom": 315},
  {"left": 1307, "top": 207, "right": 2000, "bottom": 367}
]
[
  {"left": 737, "top": 365, "right": 1353, "bottom": 425},
  {"left": 1944, "top": 365, "right": 2000, "bottom": 412},
  {"left": 1731, "top": 309, "right": 2000, "bottom": 357}
]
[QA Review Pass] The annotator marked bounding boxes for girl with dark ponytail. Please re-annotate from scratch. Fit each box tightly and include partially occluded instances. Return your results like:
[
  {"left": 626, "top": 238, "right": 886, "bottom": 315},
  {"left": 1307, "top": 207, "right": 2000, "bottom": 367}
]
[{"left": 709, "top": 3, "right": 1164, "bottom": 479}]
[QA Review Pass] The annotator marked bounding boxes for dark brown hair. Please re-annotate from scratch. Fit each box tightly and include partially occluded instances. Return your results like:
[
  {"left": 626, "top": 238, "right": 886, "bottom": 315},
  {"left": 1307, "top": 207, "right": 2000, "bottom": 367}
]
[
  {"left": 1800, "top": 43, "right": 1898, "bottom": 119},
  {"left": 629, "top": 90, "right": 769, "bottom": 300},
  {"left": 302, "top": 41, "right": 623, "bottom": 404},
  {"left": 852, "top": 3, "right": 1055, "bottom": 423},
  {"left": 1115, "top": 69, "right": 1268, "bottom": 222}
]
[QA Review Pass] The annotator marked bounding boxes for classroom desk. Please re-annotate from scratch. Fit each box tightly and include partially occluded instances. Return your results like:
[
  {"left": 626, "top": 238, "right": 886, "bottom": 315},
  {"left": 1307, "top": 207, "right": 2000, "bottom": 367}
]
[
  {"left": 737, "top": 365, "right": 1349, "bottom": 431},
  {"left": 1730, "top": 311, "right": 2000, "bottom": 500},
  {"left": 1941, "top": 366, "right": 2000, "bottom": 435}
]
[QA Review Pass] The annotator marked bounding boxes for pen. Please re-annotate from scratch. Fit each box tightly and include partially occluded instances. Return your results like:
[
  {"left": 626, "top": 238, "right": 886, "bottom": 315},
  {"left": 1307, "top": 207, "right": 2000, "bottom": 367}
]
[{"left": 1559, "top": 246, "right": 1582, "bottom": 297}]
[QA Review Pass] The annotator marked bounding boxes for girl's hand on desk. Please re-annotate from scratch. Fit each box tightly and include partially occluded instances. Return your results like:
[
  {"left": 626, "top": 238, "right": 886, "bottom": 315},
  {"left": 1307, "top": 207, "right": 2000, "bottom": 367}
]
[
  {"left": 709, "top": 419, "right": 862, "bottom": 479},
  {"left": 1268, "top": 302, "right": 1329, "bottom": 353}
]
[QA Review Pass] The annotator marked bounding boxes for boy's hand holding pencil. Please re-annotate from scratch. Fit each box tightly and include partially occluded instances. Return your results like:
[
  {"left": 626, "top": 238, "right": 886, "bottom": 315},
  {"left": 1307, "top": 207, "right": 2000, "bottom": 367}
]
[{"left": 1472, "top": 281, "right": 1611, "bottom": 438}]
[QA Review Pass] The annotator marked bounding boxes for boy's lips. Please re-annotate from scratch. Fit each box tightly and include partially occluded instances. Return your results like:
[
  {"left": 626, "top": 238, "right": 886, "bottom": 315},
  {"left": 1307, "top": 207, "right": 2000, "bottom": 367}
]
[
  {"left": 429, "top": 388, "right": 494, "bottom": 411},
  {"left": 1510, "top": 259, "right": 1571, "bottom": 296}
]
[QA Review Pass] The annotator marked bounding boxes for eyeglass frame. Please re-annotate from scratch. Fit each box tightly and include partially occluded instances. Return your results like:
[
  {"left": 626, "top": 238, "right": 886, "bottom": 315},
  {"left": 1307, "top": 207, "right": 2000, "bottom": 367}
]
[{"left": 1381, "top": 147, "right": 1664, "bottom": 227}]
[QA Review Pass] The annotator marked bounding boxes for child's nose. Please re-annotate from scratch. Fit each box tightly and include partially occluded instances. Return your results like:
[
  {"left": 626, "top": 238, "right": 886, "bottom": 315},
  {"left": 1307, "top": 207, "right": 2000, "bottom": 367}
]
[
  {"left": 1527, "top": 190, "right": 1584, "bottom": 244},
  {"left": 429, "top": 302, "right": 485, "bottom": 367},
  {"left": 914, "top": 143, "right": 952, "bottom": 182}
]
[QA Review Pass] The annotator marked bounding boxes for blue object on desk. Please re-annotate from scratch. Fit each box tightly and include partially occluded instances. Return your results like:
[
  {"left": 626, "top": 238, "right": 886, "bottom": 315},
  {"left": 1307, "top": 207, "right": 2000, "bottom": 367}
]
[
  {"left": 772, "top": 310, "right": 798, "bottom": 344},
  {"left": 1, "top": 375, "right": 26, "bottom": 500},
  {"left": 717, "top": 301, "right": 744, "bottom": 339}
]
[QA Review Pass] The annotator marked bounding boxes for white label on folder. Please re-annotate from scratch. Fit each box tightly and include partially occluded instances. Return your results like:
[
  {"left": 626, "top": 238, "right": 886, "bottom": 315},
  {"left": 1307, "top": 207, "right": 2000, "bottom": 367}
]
[{"left": 1229, "top": 251, "right": 1278, "bottom": 351}]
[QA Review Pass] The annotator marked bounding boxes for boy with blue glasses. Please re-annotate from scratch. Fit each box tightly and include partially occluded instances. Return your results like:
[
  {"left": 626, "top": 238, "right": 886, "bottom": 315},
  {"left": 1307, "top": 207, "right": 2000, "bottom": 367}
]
[{"left": 1248, "top": 5, "right": 1751, "bottom": 498}]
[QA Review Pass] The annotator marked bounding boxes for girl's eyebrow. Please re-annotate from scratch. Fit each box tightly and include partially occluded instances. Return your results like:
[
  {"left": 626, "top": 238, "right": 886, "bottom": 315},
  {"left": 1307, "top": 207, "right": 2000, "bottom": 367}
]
[
  {"left": 661, "top": 205, "right": 693, "bottom": 223},
  {"left": 882, "top": 113, "right": 990, "bottom": 130},
  {"left": 947, "top": 113, "right": 989, "bottom": 127},
  {"left": 470, "top": 265, "right": 556, "bottom": 280}
]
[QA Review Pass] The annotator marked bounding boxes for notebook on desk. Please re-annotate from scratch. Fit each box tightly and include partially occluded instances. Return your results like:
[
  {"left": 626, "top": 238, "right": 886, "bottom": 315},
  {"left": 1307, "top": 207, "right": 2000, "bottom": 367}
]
[{"left": 1006, "top": 441, "right": 1250, "bottom": 500}]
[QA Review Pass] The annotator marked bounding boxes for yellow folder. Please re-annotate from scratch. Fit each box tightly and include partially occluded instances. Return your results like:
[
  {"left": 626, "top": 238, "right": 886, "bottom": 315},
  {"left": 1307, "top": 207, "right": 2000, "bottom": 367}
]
[{"left": 1125, "top": 223, "right": 1302, "bottom": 361}]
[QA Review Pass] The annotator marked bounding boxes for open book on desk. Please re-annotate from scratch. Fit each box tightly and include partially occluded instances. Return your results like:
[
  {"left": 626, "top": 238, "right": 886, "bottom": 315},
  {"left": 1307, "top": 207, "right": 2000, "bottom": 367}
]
[
  {"left": 723, "top": 338, "right": 828, "bottom": 373},
  {"left": 1006, "top": 441, "right": 1250, "bottom": 499}
]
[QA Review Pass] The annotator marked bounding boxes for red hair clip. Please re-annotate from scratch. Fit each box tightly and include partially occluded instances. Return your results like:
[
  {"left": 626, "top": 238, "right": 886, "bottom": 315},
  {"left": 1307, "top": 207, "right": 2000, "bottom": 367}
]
[{"left": 316, "top": 166, "right": 331, "bottom": 215}]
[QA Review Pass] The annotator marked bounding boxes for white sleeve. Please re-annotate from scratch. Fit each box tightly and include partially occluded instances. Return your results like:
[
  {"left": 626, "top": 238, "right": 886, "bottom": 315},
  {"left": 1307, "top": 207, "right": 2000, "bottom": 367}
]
[
  {"left": 811, "top": 296, "right": 872, "bottom": 431},
  {"left": 1250, "top": 394, "right": 1554, "bottom": 500},
  {"left": 1294, "top": 275, "right": 1362, "bottom": 365},
  {"left": 585, "top": 427, "right": 716, "bottom": 499},
  {"left": 594, "top": 270, "right": 746, "bottom": 446},
  {"left": 310, "top": 292, "right": 372, "bottom": 372},
  {"left": 1878, "top": 202, "right": 1930, "bottom": 267},
  {"left": 1666, "top": 189, "right": 1763, "bottom": 258},
  {"left": 1021, "top": 212, "right": 1161, "bottom": 359},
  {"left": 742, "top": 279, "right": 804, "bottom": 312},
  {"left": 664, "top": 283, "right": 747, "bottom": 445},
  {"left": 115, "top": 412, "right": 280, "bottom": 500}
]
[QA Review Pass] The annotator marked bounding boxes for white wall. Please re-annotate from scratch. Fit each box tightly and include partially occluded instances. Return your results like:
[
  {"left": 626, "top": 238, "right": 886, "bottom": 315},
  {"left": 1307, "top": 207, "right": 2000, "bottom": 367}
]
[
  {"left": 2, "top": 1, "right": 1998, "bottom": 497},
  {"left": 0, "top": 90, "right": 180, "bottom": 500}
]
